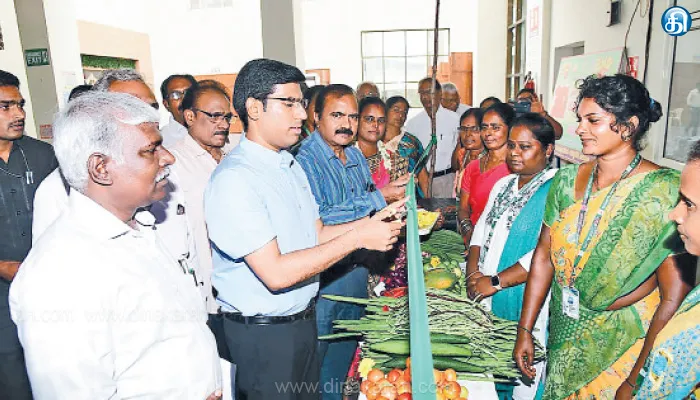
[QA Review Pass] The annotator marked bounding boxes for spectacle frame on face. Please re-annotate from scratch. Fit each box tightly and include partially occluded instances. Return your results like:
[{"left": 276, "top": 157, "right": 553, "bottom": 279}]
[{"left": 192, "top": 108, "right": 237, "bottom": 124}]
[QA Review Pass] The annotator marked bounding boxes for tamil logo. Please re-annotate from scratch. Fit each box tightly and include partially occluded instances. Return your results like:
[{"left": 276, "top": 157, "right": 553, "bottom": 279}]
[{"left": 661, "top": 6, "right": 691, "bottom": 36}]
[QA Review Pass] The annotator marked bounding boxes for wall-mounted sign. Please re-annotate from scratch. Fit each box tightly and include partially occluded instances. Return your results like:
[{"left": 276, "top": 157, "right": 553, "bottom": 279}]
[
  {"left": 25, "top": 48, "right": 50, "bottom": 67},
  {"left": 39, "top": 124, "right": 53, "bottom": 140}
]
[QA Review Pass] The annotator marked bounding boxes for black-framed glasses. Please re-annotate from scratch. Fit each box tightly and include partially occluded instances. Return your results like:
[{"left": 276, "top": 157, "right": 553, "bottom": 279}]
[
  {"left": 457, "top": 125, "right": 480, "bottom": 133},
  {"left": 267, "top": 97, "right": 309, "bottom": 109},
  {"left": 480, "top": 123, "right": 504, "bottom": 132},
  {"left": 362, "top": 115, "right": 387, "bottom": 125},
  {"left": 193, "top": 108, "right": 237, "bottom": 124},
  {"left": 168, "top": 90, "right": 187, "bottom": 101}
]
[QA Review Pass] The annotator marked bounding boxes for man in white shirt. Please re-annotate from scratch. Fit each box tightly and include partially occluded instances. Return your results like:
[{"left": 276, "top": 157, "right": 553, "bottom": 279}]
[
  {"left": 10, "top": 92, "right": 222, "bottom": 399},
  {"left": 441, "top": 82, "right": 471, "bottom": 117},
  {"left": 151, "top": 80, "right": 240, "bottom": 313},
  {"left": 405, "top": 77, "right": 460, "bottom": 198},
  {"left": 160, "top": 74, "right": 197, "bottom": 147}
]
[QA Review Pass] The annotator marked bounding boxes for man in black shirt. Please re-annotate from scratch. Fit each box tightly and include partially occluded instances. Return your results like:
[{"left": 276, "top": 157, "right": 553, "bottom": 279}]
[{"left": 0, "top": 70, "right": 57, "bottom": 399}]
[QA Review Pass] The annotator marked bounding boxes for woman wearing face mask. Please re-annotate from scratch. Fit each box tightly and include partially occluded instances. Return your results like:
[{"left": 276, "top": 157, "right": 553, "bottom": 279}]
[
  {"left": 458, "top": 103, "right": 514, "bottom": 247},
  {"left": 452, "top": 108, "right": 486, "bottom": 197},
  {"left": 466, "top": 113, "right": 556, "bottom": 400},
  {"left": 635, "top": 140, "right": 700, "bottom": 400},
  {"left": 513, "top": 75, "right": 690, "bottom": 400}
]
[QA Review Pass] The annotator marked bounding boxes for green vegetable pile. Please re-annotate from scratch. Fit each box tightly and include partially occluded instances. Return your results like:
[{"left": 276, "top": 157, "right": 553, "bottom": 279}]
[
  {"left": 319, "top": 288, "right": 546, "bottom": 382},
  {"left": 421, "top": 230, "right": 466, "bottom": 295}
]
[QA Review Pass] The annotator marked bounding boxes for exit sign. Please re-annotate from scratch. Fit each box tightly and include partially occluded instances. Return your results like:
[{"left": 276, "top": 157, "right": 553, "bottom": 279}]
[{"left": 25, "top": 48, "right": 50, "bottom": 67}]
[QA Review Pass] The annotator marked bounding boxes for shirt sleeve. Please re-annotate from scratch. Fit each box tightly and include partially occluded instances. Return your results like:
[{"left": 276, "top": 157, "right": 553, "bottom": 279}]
[
  {"left": 543, "top": 168, "right": 563, "bottom": 227},
  {"left": 205, "top": 167, "right": 275, "bottom": 258},
  {"left": 518, "top": 250, "right": 535, "bottom": 272},
  {"left": 32, "top": 170, "right": 65, "bottom": 243},
  {"left": 460, "top": 160, "right": 477, "bottom": 193},
  {"left": 297, "top": 154, "right": 386, "bottom": 226}
]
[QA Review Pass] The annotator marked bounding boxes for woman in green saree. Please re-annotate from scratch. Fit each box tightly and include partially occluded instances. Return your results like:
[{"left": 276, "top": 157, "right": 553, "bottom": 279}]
[{"left": 513, "top": 75, "right": 692, "bottom": 400}]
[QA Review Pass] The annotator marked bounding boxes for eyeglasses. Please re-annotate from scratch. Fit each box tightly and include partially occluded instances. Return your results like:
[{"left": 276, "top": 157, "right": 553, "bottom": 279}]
[
  {"left": 457, "top": 125, "right": 480, "bottom": 133},
  {"left": 389, "top": 106, "right": 408, "bottom": 117},
  {"left": 193, "top": 108, "right": 237, "bottom": 124},
  {"left": 480, "top": 123, "right": 505, "bottom": 132},
  {"left": 168, "top": 90, "right": 187, "bottom": 101},
  {"left": 362, "top": 115, "right": 387, "bottom": 125},
  {"left": 267, "top": 97, "right": 309, "bottom": 109}
]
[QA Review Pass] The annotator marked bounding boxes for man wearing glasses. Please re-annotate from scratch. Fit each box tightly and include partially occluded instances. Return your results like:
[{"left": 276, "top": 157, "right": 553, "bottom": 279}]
[
  {"left": 405, "top": 77, "right": 460, "bottom": 198},
  {"left": 160, "top": 74, "right": 197, "bottom": 147},
  {"left": 205, "top": 59, "right": 404, "bottom": 399}
]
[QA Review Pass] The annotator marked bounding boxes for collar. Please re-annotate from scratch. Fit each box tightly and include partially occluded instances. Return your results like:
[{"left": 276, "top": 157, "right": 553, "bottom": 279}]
[
  {"left": 309, "top": 130, "right": 359, "bottom": 166},
  {"left": 67, "top": 190, "right": 135, "bottom": 240},
  {"left": 239, "top": 136, "right": 295, "bottom": 169}
]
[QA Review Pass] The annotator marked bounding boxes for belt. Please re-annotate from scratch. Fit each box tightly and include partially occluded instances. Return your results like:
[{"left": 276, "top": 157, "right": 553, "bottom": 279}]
[
  {"left": 433, "top": 169, "right": 453, "bottom": 178},
  {"left": 222, "top": 302, "right": 315, "bottom": 325}
]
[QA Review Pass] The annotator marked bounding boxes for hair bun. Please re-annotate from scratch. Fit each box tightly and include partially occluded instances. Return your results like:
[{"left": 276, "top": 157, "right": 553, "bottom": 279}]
[{"left": 648, "top": 98, "right": 662, "bottom": 123}]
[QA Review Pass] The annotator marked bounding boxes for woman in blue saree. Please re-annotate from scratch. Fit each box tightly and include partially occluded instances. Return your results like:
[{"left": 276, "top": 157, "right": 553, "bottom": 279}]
[{"left": 466, "top": 113, "right": 557, "bottom": 399}]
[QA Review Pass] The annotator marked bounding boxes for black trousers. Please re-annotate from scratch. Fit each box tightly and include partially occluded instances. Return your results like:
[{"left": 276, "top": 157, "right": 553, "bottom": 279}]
[
  {"left": 0, "top": 348, "right": 33, "bottom": 400},
  {"left": 223, "top": 316, "right": 320, "bottom": 400}
]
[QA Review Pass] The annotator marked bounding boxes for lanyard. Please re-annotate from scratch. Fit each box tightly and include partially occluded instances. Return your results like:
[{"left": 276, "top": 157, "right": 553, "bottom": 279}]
[{"left": 568, "top": 153, "right": 641, "bottom": 287}]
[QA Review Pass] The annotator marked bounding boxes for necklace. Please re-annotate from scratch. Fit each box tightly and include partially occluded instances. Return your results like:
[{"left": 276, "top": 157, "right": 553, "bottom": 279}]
[
  {"left": 0, "top": 143, "right": 34, "bottom": 184},
  {"left": 568, "top": 153, "right": 642, "bottom": 286}
]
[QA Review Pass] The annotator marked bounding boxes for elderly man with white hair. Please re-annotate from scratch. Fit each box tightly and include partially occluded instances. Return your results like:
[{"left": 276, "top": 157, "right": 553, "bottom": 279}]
[
  {"left": 441, "top": 82, "right": 471, "bottom": 116},
  {"left": 9, "top": 92, "right": 222, "bottom": 399}
]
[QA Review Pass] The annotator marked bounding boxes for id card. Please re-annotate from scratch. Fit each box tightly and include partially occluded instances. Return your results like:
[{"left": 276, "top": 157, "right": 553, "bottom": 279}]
[{"left": 562, "top": 286, "right": 580, "bottom": 320}]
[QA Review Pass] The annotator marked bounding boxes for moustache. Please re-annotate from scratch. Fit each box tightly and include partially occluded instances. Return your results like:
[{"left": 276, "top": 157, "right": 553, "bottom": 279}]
[
  {"left": 213, "top": 131, "right": 229, "bottom": 137},
  {"left": 9, "top": 119, "right": 25, "bottom": 128},
  {"left": 335, "top": 128, "right": 353, "bottom": 135},
  {"left": 155, "top": 166, "right": 171, "bottom": 184}
]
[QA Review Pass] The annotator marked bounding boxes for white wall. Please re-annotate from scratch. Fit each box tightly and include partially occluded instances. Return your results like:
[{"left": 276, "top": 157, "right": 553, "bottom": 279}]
[
  {"left": 473, "top": 0, "right": 507, "bottom": 104},
  {"left": 297, "top": 0, "right": 478, "bottom": 88},
  {"left": 0, "top": 0, "right": 37, "bottom": 138}
]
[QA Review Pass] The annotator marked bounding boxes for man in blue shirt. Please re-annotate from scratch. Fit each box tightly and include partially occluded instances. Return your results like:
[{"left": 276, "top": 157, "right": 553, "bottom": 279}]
[
  {"left": 296, "top": 85, "right": 407, "bottom": 399},
  {"left": 205, "top": 59, "right": 404, "bottom": 400}
]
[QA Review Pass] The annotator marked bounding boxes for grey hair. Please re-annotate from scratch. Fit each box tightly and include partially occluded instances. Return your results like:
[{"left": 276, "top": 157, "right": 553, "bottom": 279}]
[
  {"left": 689, "top": 140, "right": 700, "bottom": 163},
  {"left": 356, "top": 81, "right": 379, "bottom": 92},
  {"left": 442, "top": 82, "right": 459, "bottom": 94},
  {"left": 52, "top": 91, "right": 159, "bottom": 192},
  {"left": 93, "top": 69, "right": 145, "bottom": 92}
]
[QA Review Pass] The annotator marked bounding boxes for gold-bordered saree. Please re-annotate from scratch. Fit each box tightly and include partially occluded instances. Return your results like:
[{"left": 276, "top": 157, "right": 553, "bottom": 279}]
[{"left": 542, "top": 165, "right": 680, "bottom": 400}]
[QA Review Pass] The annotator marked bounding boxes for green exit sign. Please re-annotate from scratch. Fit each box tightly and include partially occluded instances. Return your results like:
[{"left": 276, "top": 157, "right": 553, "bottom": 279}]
[{"left": 25, "top": 48, "right": 50, "bottom": 67}]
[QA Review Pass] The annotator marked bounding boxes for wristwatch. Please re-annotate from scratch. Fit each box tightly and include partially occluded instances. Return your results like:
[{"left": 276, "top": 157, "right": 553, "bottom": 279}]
[{"left": 490, "top": 274, "right": 503, "bottom": 291}]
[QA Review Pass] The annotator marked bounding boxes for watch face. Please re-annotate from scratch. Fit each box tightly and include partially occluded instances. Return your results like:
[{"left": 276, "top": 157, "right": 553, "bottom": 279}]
[{"left": 490, "top": 275, "right": 500, "bottom": 287}]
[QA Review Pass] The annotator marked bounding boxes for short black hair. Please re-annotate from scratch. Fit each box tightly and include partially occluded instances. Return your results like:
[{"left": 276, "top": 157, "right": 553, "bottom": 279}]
[
  {"left": 181, "top": 80, "right": 231, "bottom": 113},
  {"left": 479, "top": 96, "right": 502, "bottom": 108},
  {"left": 315, "top": 84, "right": 355, "bottom": 117},
  {"left": 160, "top": 74, "right": 197, "bottom": 99},
  {"left": 358, "top": 96, "right": 386, "bottom": 116},
  {"left": 575, "top": 74, "right": 662, "bottom": 151},
  {"left": 459, "top": 107, "right": 484, "bottom": 126},
  {"left": 516, "top": 88, "right": 536, "bottom": 99},
  {"left": 418, "top": 77, "right": 442, "bottom": 91},
  {"left": 233, "top": 59, "right": 306, "bottom": 131},
  {"left": 68, "top": 84, "right": 92, "bottom": 101},
  {"left": 386, "top": 95, "right": 410, "bottom": 110},
  {"left": 688, "top": 140, "right": 700, "bottom": 163},
  {"left": 483, "top": 102, "right": 516, "bottom": 127},
  {"left": 0, "top": 70, "right": 21, "bottom": 88},
  {"left": 303, "top": 85, "right": 325, "bottom": 105},
  {"left": 511, "top": 112, "right": 556, "bottom": 160}
]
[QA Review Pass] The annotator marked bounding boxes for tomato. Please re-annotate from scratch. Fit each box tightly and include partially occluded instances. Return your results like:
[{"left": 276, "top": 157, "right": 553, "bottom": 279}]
[
  {"left": 368, "top": 369, "right": 385, "bottom": 383},
  {"left": 442, "top": 381, "right": 461, "bottom": 399},
  {"left": 376, "top": 397, "right": 390, "bottom": 400},
  {"left": 376, "top": 379, "right": 393, "bottom": 389},
  {"left": 405, "top": 357, "right": 411, "bottom": 368},
  {"left": 403, "top": 366, "right": 411, "bottom": 382},
  {"left": 360, "top": 380, "right": 371, "bottom": 394},
  {"left": 379, "top": 385, "right": 398, "bottom": 400},
  {"left": 443, "top": 368, "right": 457, "bottom": 382},
  {"left": 397, "top": 393, "right": 412, "bottom": 400},
  {"left": 460, "top": 385, "right": 469, "bottom": 399},
  {"left": 366, "top": 384, "right": 382, "bottom": 400},
  {"left": 396, "top": 381, "right": 411, "bottom": 395},
  {"left": 433, "top": 369, "right": 444, "bottom": 385},
  {"left": 387, "top": 369, "right": 403, "bottom": 383}
]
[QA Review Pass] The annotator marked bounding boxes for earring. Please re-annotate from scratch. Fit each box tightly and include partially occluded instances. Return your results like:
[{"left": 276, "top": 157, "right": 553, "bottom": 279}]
[{"left": 622, "top": 133, "right": 631, "bottom": 142}]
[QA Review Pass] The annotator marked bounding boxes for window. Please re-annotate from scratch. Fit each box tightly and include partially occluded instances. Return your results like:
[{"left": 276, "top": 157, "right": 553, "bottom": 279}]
[
  {"left": 662, "top": 0, "right": 700, "bottom": 163},
  {"left": 361, "top": 29, "right": 450, "bottom": 107},
  {"left": 506, "top": 0, "right": 527, "bottom": 100}
]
